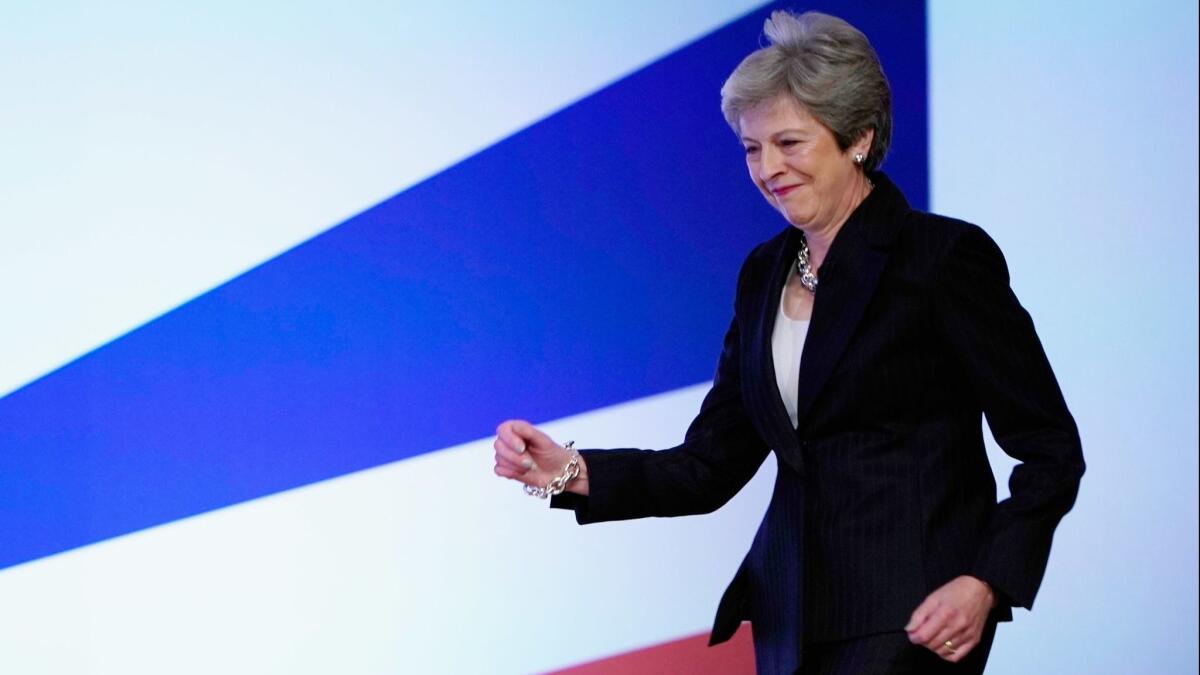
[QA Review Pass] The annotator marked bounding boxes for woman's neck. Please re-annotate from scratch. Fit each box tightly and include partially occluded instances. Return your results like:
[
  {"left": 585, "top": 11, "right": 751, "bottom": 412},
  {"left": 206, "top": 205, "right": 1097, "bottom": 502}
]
[{"left": 803, "top": 173, "right": 873, "bottom": 270}]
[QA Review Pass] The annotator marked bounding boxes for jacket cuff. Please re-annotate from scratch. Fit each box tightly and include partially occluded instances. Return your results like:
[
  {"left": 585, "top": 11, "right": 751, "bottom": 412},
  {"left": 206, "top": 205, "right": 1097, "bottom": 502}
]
[
  {"left": 548, "top": 492, "right": 589, "bottom": 521},
  {"left": 967, "top": 572, "right": 1016, "bottom": 612},
  {"left": 968, "top": 558, "right": 1031, "bottom": 611},
  {"left": 547, "top": 449, "right": 606, "bottom": 524}
]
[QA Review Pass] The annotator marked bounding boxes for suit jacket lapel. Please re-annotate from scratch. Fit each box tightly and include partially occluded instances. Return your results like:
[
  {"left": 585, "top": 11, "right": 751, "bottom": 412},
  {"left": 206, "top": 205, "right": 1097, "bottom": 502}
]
[
  {"left": 752, "top": 227, "right": 804, "bottom": 471},
  {"left": 793, "top": 173, "right": 905, "bottom": 431}
]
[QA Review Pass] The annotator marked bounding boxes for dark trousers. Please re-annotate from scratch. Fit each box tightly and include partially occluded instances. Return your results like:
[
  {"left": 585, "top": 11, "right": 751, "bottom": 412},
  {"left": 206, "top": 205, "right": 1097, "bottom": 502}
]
[{"left": 795, "top": 622, "right": 997, "bottom": 675}]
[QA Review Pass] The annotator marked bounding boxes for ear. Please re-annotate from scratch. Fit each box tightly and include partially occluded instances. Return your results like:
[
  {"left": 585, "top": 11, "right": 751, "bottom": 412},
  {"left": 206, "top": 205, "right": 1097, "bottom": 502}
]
[{"left": 851, "top": 128, "right": 875, "bottom": 160}]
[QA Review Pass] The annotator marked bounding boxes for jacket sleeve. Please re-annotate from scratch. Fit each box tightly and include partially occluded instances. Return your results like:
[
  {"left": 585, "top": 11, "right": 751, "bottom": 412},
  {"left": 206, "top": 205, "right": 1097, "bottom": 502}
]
[
  {"left": 551, "top": 259, "right": 771, "bottom": 523},
  {"left": 933, "top": 223, "right": 1085, "bottom": 610}
]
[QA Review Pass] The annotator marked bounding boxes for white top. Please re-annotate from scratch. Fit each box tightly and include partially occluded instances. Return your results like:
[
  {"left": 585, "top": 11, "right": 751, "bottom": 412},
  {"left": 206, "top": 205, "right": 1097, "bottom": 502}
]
[{"left": 771, "top": 270, "right": 810, "bottom": 429}]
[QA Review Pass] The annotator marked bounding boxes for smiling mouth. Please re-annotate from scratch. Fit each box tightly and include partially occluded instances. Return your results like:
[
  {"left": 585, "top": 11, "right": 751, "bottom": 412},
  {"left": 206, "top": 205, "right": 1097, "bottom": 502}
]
[{"left": 771, "top": 185, "right": 801, "bottom": 197}]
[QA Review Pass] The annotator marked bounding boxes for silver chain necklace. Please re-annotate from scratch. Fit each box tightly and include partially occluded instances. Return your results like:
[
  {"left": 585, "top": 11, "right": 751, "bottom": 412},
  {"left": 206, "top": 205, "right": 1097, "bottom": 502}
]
[
  {"left": 796, "top": 233, "right": 818, "bottom": 292},
  {"left": 795, "top": 177, "right": 873, "bottom": 293}
]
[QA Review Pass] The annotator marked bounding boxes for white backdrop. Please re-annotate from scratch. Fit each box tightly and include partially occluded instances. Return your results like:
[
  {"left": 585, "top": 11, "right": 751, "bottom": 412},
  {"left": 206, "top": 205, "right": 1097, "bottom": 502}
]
[{"left": 930, "top": 1, "right": 1198, "bottom": 672}]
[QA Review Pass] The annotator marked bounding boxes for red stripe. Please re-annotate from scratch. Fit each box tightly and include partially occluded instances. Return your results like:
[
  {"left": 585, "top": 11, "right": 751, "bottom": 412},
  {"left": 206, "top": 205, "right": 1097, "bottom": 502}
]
[{"left": 546, "top": 625, "right": 755, "bottom": 674}]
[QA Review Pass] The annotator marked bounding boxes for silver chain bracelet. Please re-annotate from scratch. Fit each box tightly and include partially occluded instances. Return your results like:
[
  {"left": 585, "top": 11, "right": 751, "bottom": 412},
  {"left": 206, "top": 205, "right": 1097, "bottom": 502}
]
[{"left": 523, "top": 441, "right": 578, "bottom": 499}]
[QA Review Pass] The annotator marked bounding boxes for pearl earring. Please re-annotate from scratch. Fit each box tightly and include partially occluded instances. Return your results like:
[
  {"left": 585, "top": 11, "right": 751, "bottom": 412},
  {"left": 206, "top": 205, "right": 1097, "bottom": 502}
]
[{"left": 853, "top": 153, "right": 865, "bottom": 165}]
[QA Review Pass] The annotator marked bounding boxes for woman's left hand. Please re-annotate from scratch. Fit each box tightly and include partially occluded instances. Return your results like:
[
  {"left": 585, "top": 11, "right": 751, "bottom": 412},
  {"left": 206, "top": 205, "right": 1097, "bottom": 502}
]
[{"left": 905, "top": 575, "right": 995, "bottom": 662}]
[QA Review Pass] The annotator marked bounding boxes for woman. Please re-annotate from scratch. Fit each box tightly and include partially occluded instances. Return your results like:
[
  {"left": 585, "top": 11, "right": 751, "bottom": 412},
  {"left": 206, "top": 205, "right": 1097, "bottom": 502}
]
[{"left": 492, "top": 11, "right": 1083, "bottom": 675}]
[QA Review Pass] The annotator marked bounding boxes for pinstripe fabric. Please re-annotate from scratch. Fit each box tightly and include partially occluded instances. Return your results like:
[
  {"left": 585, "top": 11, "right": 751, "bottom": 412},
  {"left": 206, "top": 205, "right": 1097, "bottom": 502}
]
[
  {"left": 800, "top": 622, "right": 996, "bottom": 675},
  {"left": 551, "top": 172, "right": 1083, "bottom": 674}
]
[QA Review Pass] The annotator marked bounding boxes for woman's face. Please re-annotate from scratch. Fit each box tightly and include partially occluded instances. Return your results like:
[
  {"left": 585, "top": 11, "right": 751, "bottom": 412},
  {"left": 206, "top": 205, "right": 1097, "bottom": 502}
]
[{"left": 739, "top": 95, "right": 870, "bottom": 233}]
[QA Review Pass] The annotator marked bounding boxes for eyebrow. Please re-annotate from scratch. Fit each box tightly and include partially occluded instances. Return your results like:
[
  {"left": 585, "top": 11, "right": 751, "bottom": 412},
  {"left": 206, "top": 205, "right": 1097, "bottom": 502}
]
[{"left": 740, "top": 128, "right": 809, "bottom": 143}]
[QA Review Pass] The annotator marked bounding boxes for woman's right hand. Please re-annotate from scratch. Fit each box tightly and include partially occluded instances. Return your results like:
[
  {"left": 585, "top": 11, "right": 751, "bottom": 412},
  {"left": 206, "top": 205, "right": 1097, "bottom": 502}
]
[{"left": 493, "top": 420, "right": 588, "bottom": 496}]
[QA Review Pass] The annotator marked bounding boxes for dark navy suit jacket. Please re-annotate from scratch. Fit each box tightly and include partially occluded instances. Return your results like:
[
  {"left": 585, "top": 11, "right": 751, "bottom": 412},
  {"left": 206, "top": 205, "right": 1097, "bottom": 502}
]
[{"left": 552, "top": 172, "right": 1084, "bottom": 674}]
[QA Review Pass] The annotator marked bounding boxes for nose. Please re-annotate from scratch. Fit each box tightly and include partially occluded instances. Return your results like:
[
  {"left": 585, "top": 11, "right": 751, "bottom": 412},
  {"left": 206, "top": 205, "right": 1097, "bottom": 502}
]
[{"left": 757, "top": 143, "right": 785, "bottom": 183}]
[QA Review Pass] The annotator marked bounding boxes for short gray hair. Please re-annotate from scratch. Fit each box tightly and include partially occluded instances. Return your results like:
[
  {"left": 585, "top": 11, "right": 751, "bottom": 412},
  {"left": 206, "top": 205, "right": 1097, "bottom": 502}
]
[{"left": 720, "top": 10, "right": 892, "bottom": 171}]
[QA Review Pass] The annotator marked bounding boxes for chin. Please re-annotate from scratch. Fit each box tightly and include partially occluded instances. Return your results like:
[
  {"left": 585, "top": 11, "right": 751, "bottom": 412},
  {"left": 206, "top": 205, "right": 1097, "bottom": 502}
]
[{"left": 781, "top": 210, "right": 813, "bottom": 228}]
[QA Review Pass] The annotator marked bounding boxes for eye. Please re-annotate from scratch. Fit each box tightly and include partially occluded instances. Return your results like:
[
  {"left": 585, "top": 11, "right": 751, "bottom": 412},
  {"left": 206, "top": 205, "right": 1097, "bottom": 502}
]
[
  {"left": 779, "top": 139, "right": 800, "bottom": 148},
  {"left": 743, "top": 145, "right": 760, "bottom": 156}
]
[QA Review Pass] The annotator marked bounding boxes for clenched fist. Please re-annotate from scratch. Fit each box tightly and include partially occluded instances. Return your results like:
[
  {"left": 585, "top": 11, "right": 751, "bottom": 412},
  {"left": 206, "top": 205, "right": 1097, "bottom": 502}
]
[{"left": 493, "top": 420, "right": 589, "bottom": 496}]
